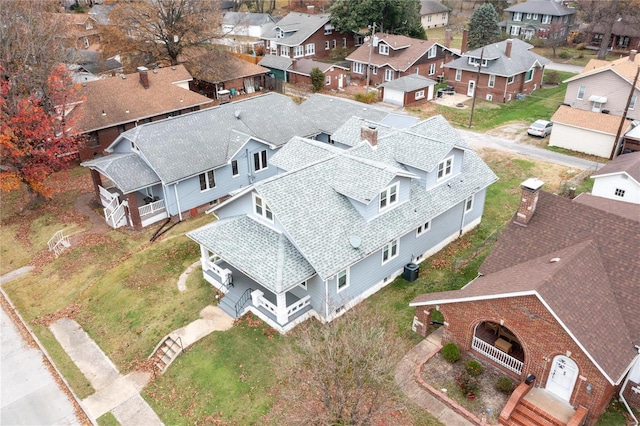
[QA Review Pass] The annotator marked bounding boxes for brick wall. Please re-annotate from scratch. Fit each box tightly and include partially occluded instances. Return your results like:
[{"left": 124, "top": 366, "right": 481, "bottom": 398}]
[
  {"left": 445, "top": 66, "right": 545, "bottom": 102},
  {"left": 623, "top": 379, "right": 640, "bottom": 411},
  {"left": 414, "top": 295, "right": 618, "bottom": 425}
]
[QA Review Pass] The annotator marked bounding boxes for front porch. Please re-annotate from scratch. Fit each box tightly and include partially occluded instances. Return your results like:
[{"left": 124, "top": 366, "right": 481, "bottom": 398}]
[
  {"left": 98, "top": 184, "right": 168, "bottom": 229},
  {"left": 472, "top": 322, "right": 524, "bottom": 376},
  {"left": 201, "top": 254, "right": 313, "bottom": 333}
]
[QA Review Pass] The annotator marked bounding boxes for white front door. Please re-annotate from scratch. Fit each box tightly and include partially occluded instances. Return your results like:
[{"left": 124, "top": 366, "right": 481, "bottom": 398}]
[
  {"left": 546, "top": 355, "right": 578, "bottom": 401},
  {"left": 338, "top": 74, "right": 344, "bottom": 89},
  {"left": 467, "top": 80, "right": 475, "bottom": 97}
]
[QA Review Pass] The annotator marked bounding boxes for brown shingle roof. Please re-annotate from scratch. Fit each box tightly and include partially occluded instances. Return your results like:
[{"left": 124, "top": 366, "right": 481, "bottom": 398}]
[
  {"left": 346, "top": 33, "right": 439, "bottom": 72},
  {"left": 567, "top": 53, "right": 640, "bottom": 91},
  {"left": 412, "top": 191, "right": 640, "bottom": 384},
  {"left": 551, "top": 105, "right": 622, "bottom": 134},
  {"left": 573, "top": 193, "right": 640, "bottom": 221},
  {"left": 592, "top": 150, "right": 640, "bottom": 182},
  {"left": 72, "top": 65, "right": 212, "bottom": 133}
]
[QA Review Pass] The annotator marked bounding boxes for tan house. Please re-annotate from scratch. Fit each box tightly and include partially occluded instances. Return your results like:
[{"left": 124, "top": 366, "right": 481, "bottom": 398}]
[{"left": 419, "top": 0, "right": 450, "bottom": 30}]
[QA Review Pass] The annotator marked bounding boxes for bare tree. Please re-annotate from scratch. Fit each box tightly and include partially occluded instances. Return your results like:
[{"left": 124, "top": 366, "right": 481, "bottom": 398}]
[
  {"left": 544, "top": 22, "right": 567, "bottom": 58},
  {"left": 577, "top": 0, "right": 640, "bottom": 60},
  {"left": 101, "top": 0, "right": 223, "bottom": 69},
  {"left": 270, "top": 305, "right": 410, "bottom": 425}
]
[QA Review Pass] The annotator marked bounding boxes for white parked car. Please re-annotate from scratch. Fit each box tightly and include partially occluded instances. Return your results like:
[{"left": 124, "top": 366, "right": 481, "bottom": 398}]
[{"left": 527, "top": 120, "right": 553, "bottom": 137}]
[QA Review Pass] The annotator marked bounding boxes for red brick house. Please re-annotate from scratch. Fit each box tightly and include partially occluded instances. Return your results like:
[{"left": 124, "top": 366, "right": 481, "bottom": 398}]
[
  {"left": 444, "top": 34, "right": 550, "bottom": 102},
  {"left": 346, "top": 33, "right": 457, "bottom": 87},
  {"left": 411, "top": 179, "right": 640, "bottom": 425},
  {"left": 69, "top": 65, "right": 212, "bottom": 160},
  {"left": 287, "top": 58, "right": 349, "bottom": 91},
  {"left": 260, "top": 12, "right": 357, "bottom": 61}
]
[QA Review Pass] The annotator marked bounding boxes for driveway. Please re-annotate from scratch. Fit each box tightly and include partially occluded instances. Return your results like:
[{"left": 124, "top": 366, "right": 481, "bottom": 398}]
[{"left": 546, "top": 62, "right": 584, "bottom": 74}]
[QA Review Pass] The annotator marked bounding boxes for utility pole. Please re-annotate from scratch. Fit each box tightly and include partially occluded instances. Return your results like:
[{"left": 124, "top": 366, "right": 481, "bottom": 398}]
[
  {"left": 365, "top": 22, "right": 376, "bottom": 92},
  {"left": 468, "top": 48, "right": 484, "bottom": 129},
  {"left": 610, "top": 65, "right": 640, "bottom": 159}
]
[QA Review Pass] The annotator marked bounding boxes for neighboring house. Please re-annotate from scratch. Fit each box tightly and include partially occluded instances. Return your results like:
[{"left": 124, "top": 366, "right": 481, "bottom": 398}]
[
  {"left": 69, "top": 65, "right": 213, "bottom": 160},
  {"left": 622, "top": 123, "right": 640, "bottom": 153},
  {"left": 581, "top": 21, "right": 640, "bottom": 54},
  {"left": 66, "top": 49, "right": 123, "bottom": 83},
  {"left": 504, "top": 0, "right": 576, "bottom": 41},
  {"left": 550, "top": 50, "right": 640, "bottom": 157},
  {"left": 181, "top": 48, "right": 270, "bottom": 100},
  {"left": 260, "top": 12, "right": 358, "bottom": 61},
  {"left": 187, "top": 115, "right": 497, "bottom": 333},
  {"left": 419, "top": 0, "right": 450, "bottom": 29},
  {"left": 588, "top": 151, "right": 640, "bottom": 204},
  {"left": 81, "top": 93, "right": 319, "bottom": 230},
  {"left": 379, "top": 74, "right": 437, "bottom": 106},
  {"left": 286, "top": 58, "right": 349, "bottom": 90},
  {"left": 411, "top": 179, "right": 640, "bottom": 426},
  {"left": 258, "top": 54, "right": 294, "bottom": 81},
  {"left": 61, "top": 12, "right": 101, "bottom": 50},
  {"left": 444, "top": 37, "right": 550, "bottom": 102},
  {"left": 88, "top": 4, "right": 113, "bottom": 26},
  {"left": 346, "top": 33, "right": 456, "bottom": 86},
  {"left": 222, "top": 12, "right": 274, "bottom": 37},
  {"left": 549, "top": 105, "right": 628, "bottom": 158}
]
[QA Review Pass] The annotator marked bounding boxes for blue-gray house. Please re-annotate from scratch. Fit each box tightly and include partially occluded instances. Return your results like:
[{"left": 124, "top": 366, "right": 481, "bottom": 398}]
[{"left": 187, "top": 115, "right": 497, "bottom": 333}]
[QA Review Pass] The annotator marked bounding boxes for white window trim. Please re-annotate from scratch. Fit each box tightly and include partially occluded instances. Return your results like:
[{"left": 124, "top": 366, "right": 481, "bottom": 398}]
[
  {"left": 508, "top": 75, "right": 515, "bottom": 84},
  {"left": 415, "top": 90, "right": 425, "bottom": 100},
  {"left": 353, "top": 62, "right": 364, "bottom": 74},
  {"left": 532, "top": 13, "right": 539, "bottom": 20},
  {"left": 511, "top": 25, "right": 521, "bottom": 36},
  {"left": 325, "top": 41, "right": 330, "bottom": 50},
  {"left": 488, "top": 74, "right": 495, "bottom": 88},
  {"left": 630, "top": 94, "right": 637, "bottom": 110},
  {"left": 199, "top": 169, "right": 215, "bottom": 192},
  {"left": 253, "top": 193, "right": 274, "bottom": 222},
  {"left": 379, "top": 182, "right": 399, "bottom": 211},
  {"left": 381, "top": 239, "right": 399, "bottom": 265},
  {"left": 379, "top": 44, "right": 389, "bottom": 55},
  {"left": 337, "top": 268, "right": 349, "bottom": 292},
  {"left": 465, "top": 195, "right": 474, "bottom": 213},
  {"left": 305, "top": 43, "right": 315, "bottom": 56},
  {"left": 416, "top": 221, "right": 431, "bottom": 236},
  {"left": 254, "top": 149, "right": 268, "bottom": 173},
  {"left": 372, "top": 66, "right": 377, "bottom": 75},
  {"left": 293, "top": 45, "right": 304, "bottom": 58},
  {"left": 455, "top": 69, "right": 462, "bottom": 81},
  {"left": 542, "top": 15, "right": 551, "bottom": 24},
  {"left": 326, "top": 75, "right": 331, "bottom": 86},
  {"left": 429, "top": 63, "right": 436, "bottom": 75},
  {"left": 437, "top": 156, "right": 453, "bottom": 181},
  {"left": 513, "top": 12, "right": 522, "bottom": 22},
  {"left": 231, "top": 160, "right": 239, "bottom": 177},
  {"left": 577, "top": 85, "right": 586, "bottom": 100},
  {"left": 427, "top": 45, "right": 437, "bottom": 58}
]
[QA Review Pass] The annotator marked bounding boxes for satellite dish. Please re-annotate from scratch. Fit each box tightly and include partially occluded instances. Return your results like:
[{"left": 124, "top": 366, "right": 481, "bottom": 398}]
[{"left": 349, "top": 236, "right": 362, "bottom": 249}]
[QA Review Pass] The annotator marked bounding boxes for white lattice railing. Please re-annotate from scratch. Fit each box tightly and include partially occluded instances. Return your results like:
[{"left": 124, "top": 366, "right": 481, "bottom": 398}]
[
  {"left": 47, "top": 230, "right": 71, "bottom": 257},
  {"left": 472, "top": 336, "right": 523, "bottom": 375},
  {"left": 104, "top": 201, "right": 126, "bottom": 229},
  {"left": 138, "top": 199, "right": 165, "bottom": 217},
  {"left": 287, "top": 295, "right": 311, "bottom": 316}
]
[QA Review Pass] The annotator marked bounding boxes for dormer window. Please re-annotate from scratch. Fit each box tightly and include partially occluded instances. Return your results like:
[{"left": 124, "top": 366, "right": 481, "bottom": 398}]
[
  {"left": 468, "top": 57, "right": 488, "bottom": 67},
  {"left": 254, "top": 194, "right": 273, "bottom": 222},
  {"left": 437, "top": 156, "right": 453, "bottom": 181},
  {"left": 379, "top": 44, "right": 389, "bottom": 55},
  {"left": 379, "top": 182, "right": 399, "bottom": 211},
  {"left": 277, "top": 28, "right": 284, "bottom": 38}
]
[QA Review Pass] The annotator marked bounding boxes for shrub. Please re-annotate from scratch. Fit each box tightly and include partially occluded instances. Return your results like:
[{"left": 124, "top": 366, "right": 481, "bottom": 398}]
[
  {"left": 353, "top": 91, "right": 377, "bottom": 104},
  {"left": 576, "top": 43, "right": 586, "bottom": 51},
  {"left": 465, "top": 360, "right": 483, "bottom": 376},
  {"left": 544, "top": 70, "right": 560, "bottom": 85},
  {"left": 456, "top": 371, "right": 480, "bottom": 398},
  {"left": 496, "top": 377, "right": 515, "bottom": 394},
  {"left": 558, "top": 51, "right": 569, "bottom": 59},
  {"left": 310, "top": 67, "right": 325, "bottom": 93},
  {"left": 442, "top": 342, "right": 460, "bottom": 363}
]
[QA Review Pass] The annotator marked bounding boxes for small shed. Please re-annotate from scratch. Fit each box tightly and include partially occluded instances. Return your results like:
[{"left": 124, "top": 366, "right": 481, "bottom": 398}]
[
  {"left": 258, "top": 54, "right": 293, "bottom": 82},
  {"left": 379, "top": 74, "right": 437, "bottom": 106}
]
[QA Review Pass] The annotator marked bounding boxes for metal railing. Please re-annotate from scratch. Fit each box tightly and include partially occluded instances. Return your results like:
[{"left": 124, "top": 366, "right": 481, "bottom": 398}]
[
  {"left": 47, "top": 230, "right": 71, "bottom": 257},
  {"left": 472, "top": 336, "right": 523, "bottom": 375},
  {"left": 234, "top": 288, "right": 253, "bottom": 317}
]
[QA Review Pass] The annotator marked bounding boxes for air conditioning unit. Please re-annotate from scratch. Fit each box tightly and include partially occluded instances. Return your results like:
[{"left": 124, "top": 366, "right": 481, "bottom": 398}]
[{"left": 601, "top": 109, "right": 610, "bottom": 114}]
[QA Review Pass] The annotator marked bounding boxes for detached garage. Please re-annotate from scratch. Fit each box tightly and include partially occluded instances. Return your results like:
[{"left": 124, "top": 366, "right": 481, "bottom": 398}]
[{"left": 379, "top": 74, "right": 436, "bottom": 107}]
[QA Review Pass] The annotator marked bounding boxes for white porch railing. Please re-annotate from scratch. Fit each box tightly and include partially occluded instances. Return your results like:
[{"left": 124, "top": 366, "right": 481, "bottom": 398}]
[
  {"left": 104, "top": 199, "right": 127, "bottom": 229},
  {"left": 256, "top": 294, "right": 278, "bottom": 316},
  {"left": 287, "top": 295, "right": 311, "bottom": 316},
  {"left": 202, "top": 257, "right": 233, "bottom": 292},
  {"left": 472, "top": 336, "right": 523, "bottom": 375},
  {"left": 47, "top": 230, "right": 71, "bottom": 257},
  {"left": 98, "top": 185, "right": 117, "bottom": 207},
  {"left": 138, "top": 199, "right": 165, "bottom": 217}
]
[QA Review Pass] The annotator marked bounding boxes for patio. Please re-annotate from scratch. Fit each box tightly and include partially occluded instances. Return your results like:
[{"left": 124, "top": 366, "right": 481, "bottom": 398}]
[{"left": 472, "top": 322, "right": 524, "bottom": 375}]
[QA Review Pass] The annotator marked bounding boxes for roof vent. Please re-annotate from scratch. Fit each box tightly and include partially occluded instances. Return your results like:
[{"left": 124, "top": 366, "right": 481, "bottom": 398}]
[
  {"left": 549, "top": 257, "right": 560, "bottom": 263},
  {"left": 234, "top": 110, "right": 241, "bottom": 119},
  {"left": 349, "top": 236, "right": 362, "bottom": 249}
]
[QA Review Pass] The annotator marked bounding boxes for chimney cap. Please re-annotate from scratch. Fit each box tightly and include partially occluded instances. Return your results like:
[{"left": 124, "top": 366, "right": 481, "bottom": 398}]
[
  {"left": 521, "top": 178, "right": 544, "bottom": 191},
  {"left": 137, "top": 66, "right": 149, "bottom": 72}
]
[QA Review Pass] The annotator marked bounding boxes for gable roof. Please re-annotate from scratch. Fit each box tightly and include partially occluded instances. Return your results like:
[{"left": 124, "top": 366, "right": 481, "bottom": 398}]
[
  {"left": 551, "top": 105, "right": 623, "bottom": 134},
  {"left": 298, "top": 94, "right": 389, "bottom": 135},
  {"left": 420, "top": 0, "right": 450, "bottom": 15},
  {"left": 564, "top": 53, "right": 640, "bottom": 91},
  {"left": 71, "top": 65, "right": 212, "bottom": 134},
  {"left": 260, "top": 12, "right": 331, "bottom": 46},
  {"left": 289, "top": 58, "right": 349, "bottom": 75},
  {"left": 346, "top": 33, "right": 444, "bottom": 72},
  {"left": 81, "top": 153, "right": 160, "bottom": 194},
  {"left": 445, "top": 39, "right": 550, "bottom": 77},
  {"left": 258, "top": 54, "right": 294, "bottom": 71},
  {"left": 108, "top": 93, "right": 319, "bottom": 184},
  {"left": 380, "top": 74, "right": 437, "bottom": 92},
  {"left": 505, "top": 0, "right": 576, "bottom": 16},
  {"left": 592, "top": 151, "right": 640, "bottom": 181},
  {"left": 181, "top": 48, "right": 270, "bottom": 83},
  {"left": 222, "top": 11, "right": 274, "bottom": 27},
  {"left": 88, "top": 4, "right": 113, "bottom": 26},
  {"left": 573, "top": 193, "right": 640, "bottom": 221}
]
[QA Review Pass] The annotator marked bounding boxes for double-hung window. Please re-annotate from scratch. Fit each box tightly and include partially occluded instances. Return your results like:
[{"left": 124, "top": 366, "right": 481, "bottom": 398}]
[
  {"left": 385, "top": 69, "right": 394, "bottom": 81},
  {"left": 513, "top": 12, "right": 522, "bottom": 21},
  {"left": 416, "top": 221, "right": 431, "bottom": 236},
  {"left": 511, "top": 25, "right": 521, "bottom": 36},
  {"left": 437, "top": 156, "right": 453, "bottom": 181},
  {"left": 379, "top": 182, "right": 399, "bottom": 211},
  {"left": 254, "top": 194, "right": 273, "bottom": 221},
  {"left": 525, "top": 68, "right": 534, "bottom": 82},
  {"left": 199, "top": 170, "right": 215, "bottom": 191},
  {"left": 630, "top": 94, "right": 637, "bottom": 110},
  {"left": 427, "top": 45, "right": 437, "bottom": 58},
  {"left": 455, "top": 69, "right": 462, "bottom": 81},
  {"left": 465, "top": 195, "right": 474, "bottom": 212},
  {"left": 305, "top": 43, "right": 315, "bottom": 55},
  {"left": 577, "top": 85, "right": 586, "bottom": 100},
  {"left": 353, "top": 62, "right": 364, "bottom": 74},
  {"left": 293, "top": 45, "right": 304, "bottom": 57},
  {"left": 379, "top": 44, "right": 389, "bottom": 55},
  {"left": 488, "top": 74, "right": 495, "bottom": 88},
  {"left": 332, "top": 39, "right": 337, "bottom": 48},
  {"left": 254, "top": 149, "right": 268, "bottom": 172},
  {"left": 542, "top": 15, "right": 551, "bottom": 24},
  {"left": 415, "top": 90, "right": 425, "bottom": 100},
  {"left": 231, "top": 160, "right": 239, "bottom": 177},
  {"left": 381, "top": 239, "right": 399, "bottom": 264},
  {"left": 508, "top": 75, "right": 515, "bottom": 84},
  {"left": 429, "top": 63, "right": 436, "bottom": 75},
  {"left": 325, "top": 41, "right": 330, "bottom": 50},
  {"left": 280, "top": 45, "right": 289, "bottom": 57},
  {"left": 337, "top": 269, "right": 349, "bottom": 291}
]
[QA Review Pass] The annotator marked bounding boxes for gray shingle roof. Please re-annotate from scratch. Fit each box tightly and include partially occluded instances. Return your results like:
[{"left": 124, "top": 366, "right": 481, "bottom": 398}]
[
  {"left": 298, "top": 94, "right": 389, "bottom": 135},
  {"left": 258, "top": 54, "right": 293, "bottom": 71},
  {"left": 420, "top": 0, "right": 450, "bottom": 15},
  {"left": 505, "top": 0, "right": 576, "bottom": 16},
  {"left": 330, "top": 117, "right": 396, "bottom": 147},
  {"left": 380, "top": 74, "right": 437, "bottom": 92},
  {"left": 223, "top": 12, "right": 274, "bottom": 27},
  {"left": 111, "top": 93, "right": 319, "bottom": 184},
  {"left": 260, "top": 12, "right": 330, "bottom": 46},
  {"left": 445, "top": 39, "right": 550, "bottom": 77},
  {"left": 81, "top": 153, "right": 160, "bottom": 194},
  {"left": 270, "top": 136, "right": 342, "bottom": 171},
  {"left": 187, "top": 216, "right": 315, "bottom": 293}
]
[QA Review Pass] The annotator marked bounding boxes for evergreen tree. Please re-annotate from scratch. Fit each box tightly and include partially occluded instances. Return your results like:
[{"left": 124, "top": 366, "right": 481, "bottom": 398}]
[
  {"left": 468, "top": 3, "right": 501, "bottom": 50},
  {"left": 310, "top": 68, "right": 325, "bottom": 93}
]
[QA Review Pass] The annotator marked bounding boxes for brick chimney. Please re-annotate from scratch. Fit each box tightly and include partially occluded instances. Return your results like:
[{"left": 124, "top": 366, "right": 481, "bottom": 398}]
[
  {"left": 361, "top": 124, "right": 378, "bottom": 148},
  {"left": 461, "top": 29, "right": 468, "bottom": 54},
  {"left": 629, "top": 49, "right": 638, "bottom": 62},
  {"left": 444, "top": 29, "right": 452, "bottom": 48},
  {"left": 514, "top": 178, "right": 544, "bottom": 226},
  {"left": 505, "top": 39, "right": 513, "bottom": 58},
  {"left": 138, "top": 66, "right": 150, "bottom": 89}
]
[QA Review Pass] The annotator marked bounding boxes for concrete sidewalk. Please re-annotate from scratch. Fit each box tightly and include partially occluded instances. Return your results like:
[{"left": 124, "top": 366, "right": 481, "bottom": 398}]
[{"left": 395, "top": 330, "right": 476, "bottom": 426}]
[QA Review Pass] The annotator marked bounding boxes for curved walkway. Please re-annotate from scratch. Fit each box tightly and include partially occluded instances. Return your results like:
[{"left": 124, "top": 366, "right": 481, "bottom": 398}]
[{"left": 395, "top": 331, "right": 475, "bottom": 426}]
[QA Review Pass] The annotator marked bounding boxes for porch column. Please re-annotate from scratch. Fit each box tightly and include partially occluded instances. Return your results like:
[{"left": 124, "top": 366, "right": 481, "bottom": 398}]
[
  {"left": 200, "top": 245, "right": 208, "bottom": 264},
  {"left": 90, "top": 170, "right": 103, "bottom": 204},
  {"left": 276, "top": 293, "right": 288, "bottom": 325},
  {"left": 125, "top": 192, "right": 142, "bottom": 230}
]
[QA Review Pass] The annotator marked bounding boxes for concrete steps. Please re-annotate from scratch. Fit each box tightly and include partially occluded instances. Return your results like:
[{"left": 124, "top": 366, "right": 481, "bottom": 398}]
[
  {"left": 148, "top": 335, "right": 183, "bottom": 375},
  {"left": 504, "top": 399, "right": 565, "bottom": 426}
]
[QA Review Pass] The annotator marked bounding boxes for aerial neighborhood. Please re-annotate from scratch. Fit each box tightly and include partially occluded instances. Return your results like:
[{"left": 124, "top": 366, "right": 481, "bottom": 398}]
[{"left": 1, "top": 0, "right": 639, "bottom": 425}]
